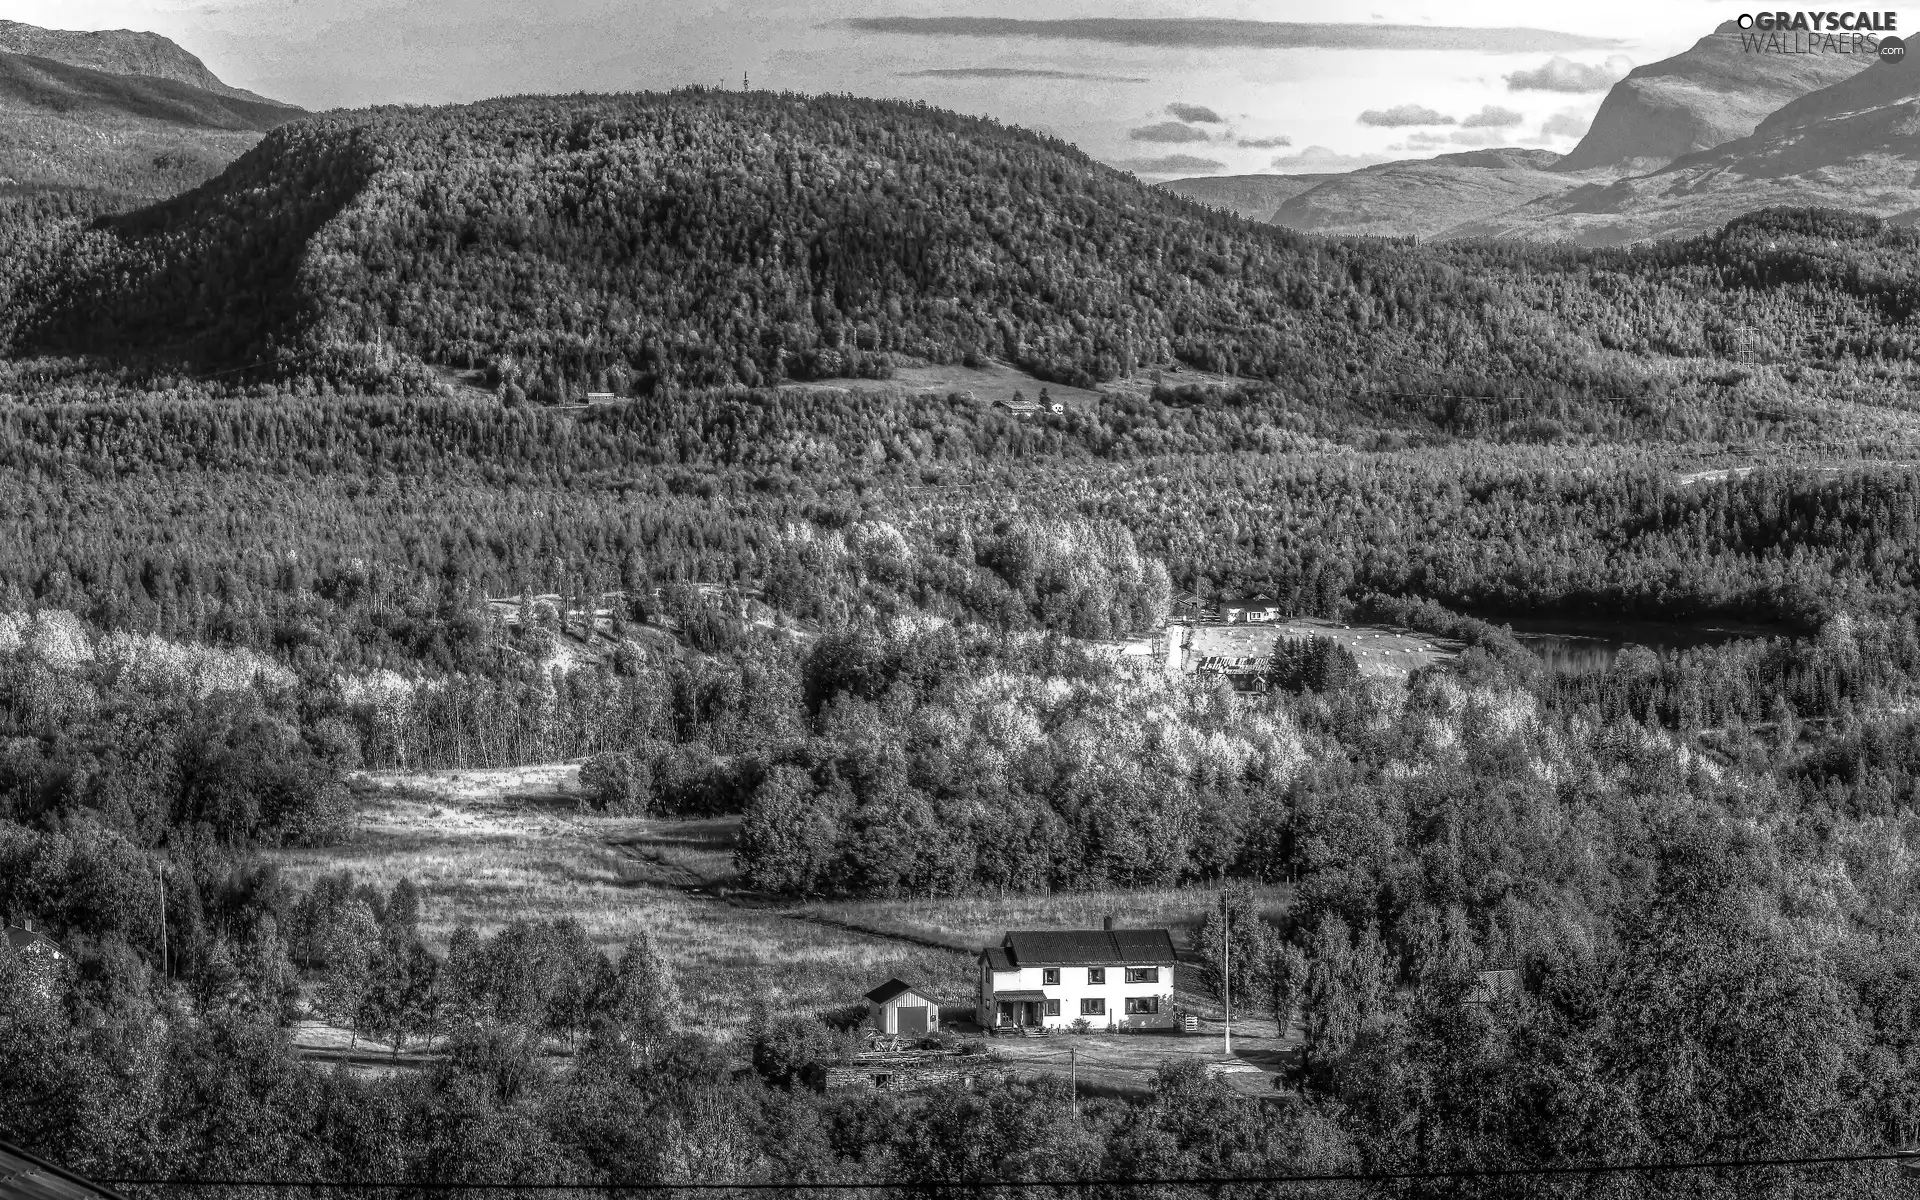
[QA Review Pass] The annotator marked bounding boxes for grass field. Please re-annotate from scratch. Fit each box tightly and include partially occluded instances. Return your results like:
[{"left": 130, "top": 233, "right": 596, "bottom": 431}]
[
  {"left": 1187, "top": 618, "right": 1456, "bottom": 680},
  {"left": 799, "top": 886, "right": 1290, "bottom": 954},
  {"left": 272, "top": 766, "right": 975, "bottom": 1033},
  {"left": 274, "top": 765, "right": 1293, "bottom": 1057}
]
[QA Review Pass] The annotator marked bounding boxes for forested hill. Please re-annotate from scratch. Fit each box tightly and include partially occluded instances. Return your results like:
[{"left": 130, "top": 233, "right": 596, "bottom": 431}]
[{"left": 8, "top": 89, "right": 1920, "bottom": 404}]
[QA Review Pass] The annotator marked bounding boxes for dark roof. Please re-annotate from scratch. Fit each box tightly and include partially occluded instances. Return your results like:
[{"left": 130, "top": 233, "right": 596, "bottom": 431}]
[
  {"left": 992, "top": 990, "right": 1049, "bottom": 1002},
  {"left": 1002, "top": 929, "right": 1176, "bottom": 967},
  {"left": 3, "top": 926, "right": 61, "bottom": 955},
  {"left": 863, "top": 978, "right": 932, "bottom": 1005},
  {"left": 0, "top": 1139, "right": 129, "bottom": 1200},
  {"left": 981, "top": 946, "right": 1014, "bottom": 971}
]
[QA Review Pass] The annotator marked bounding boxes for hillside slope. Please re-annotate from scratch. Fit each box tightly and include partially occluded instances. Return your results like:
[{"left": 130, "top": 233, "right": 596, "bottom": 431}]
[
  {"left": 8, "top": 91, "right": 1920, "bottom": 404},
  {"left": 1153, "top": 173, "right": 1336, "bottom": 221},
  {"left": 1265, "top": 149, "right": 1577, "bottom": 239},
  {"left": 0, "top": 19, "right": 276, "bottom": 102},
  {"left": 1557, "top": 21, "right": 1870, "bottom": 172},
  {"left": 0, "top": 49, "right": 304, "bottom": 198},
  {"left": 1451, "top": 60, "right": 1920, "bottom": 245}
]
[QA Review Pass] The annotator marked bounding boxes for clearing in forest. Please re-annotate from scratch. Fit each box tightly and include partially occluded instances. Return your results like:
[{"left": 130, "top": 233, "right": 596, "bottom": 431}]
[
  {"left": 271, "top": 765, "right": 974, "bottom": 1033},
  {"left": 273, "top": 764, "right": 1304, "bottom": 1092},
  {"left": 1185, "top": 618, "right": 1457, "bottom": 680}
]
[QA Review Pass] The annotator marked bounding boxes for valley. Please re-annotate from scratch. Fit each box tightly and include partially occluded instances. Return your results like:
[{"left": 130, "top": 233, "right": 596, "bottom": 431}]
[{"left": 4, "top": 13, "right": 1920, "bottom": 1200}]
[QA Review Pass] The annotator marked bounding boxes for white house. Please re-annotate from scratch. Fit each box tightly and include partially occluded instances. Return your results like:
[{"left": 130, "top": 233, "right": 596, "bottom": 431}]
[{"left": 976, "top": 922, "right": 1178, "bottom": 1031}]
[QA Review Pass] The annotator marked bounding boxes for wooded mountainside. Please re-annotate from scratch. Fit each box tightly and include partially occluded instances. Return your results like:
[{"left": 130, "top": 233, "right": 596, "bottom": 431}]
[{"left": 3, "top": 91, "right": 1918, "bottom": 408}]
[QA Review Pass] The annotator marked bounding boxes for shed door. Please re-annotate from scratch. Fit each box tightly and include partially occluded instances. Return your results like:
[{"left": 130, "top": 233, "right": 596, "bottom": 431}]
[{"left": 897, "top": 1005, "right": 929, "bottom": 1036}]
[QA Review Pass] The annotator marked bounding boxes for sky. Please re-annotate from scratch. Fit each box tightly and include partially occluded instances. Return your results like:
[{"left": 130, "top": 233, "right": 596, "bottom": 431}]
[{"left": 2, "top": 1, "right": 1748, "bottom": 176}]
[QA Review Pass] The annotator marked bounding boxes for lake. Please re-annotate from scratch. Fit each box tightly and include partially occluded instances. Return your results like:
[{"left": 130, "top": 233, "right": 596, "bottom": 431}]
[{"left": 1492, "top": 615, "right": 1797, "bottom": 675}]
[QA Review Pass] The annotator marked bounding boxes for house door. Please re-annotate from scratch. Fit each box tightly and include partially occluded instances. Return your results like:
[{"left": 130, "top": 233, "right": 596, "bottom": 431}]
[
  {"left": 1024, "top": 1001, "right": 1042, "bottom": 1027},
  {"left": 897, "top": 1006, "right": 928, "bottom": 1036}
]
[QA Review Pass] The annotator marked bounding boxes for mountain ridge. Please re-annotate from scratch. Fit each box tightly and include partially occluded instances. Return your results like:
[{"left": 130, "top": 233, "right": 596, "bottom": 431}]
[
  {"left": 0, "top": 19, "right": 286, "bottom": 105},
  {"left": 1449, "top": 56, "right": 1920, "bottom": 244},
  {"left": 8, "top": 90, "right": 1918, "bottom": 410},
  {"left": 0, "top": 48, "right": 304, "bottom": 200},
  {"left": 1558, "top": 20, "right": 1871, "bottom": 172},
  {"left": 1157, "top": 20, "right": 1880, "bottom": 244}
]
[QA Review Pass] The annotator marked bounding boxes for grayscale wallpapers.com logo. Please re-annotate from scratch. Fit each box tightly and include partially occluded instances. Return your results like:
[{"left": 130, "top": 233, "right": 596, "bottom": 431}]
[{"left": 1731, "top": 11, "right": 1906, "bottom": 59}]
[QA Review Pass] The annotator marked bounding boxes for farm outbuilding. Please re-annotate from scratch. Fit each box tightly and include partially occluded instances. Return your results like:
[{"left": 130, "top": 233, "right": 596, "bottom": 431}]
[{"left": 864, "top": 978, "right": 940, "bottom": 1036}]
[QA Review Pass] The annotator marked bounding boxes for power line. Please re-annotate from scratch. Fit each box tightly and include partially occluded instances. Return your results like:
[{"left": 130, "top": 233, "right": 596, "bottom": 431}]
[{"left": 96, "top": 1149, "right": 1919, "bottom": 1190}]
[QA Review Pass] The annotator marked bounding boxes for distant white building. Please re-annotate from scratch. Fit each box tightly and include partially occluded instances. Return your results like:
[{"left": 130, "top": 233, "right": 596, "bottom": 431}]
[{"left": 977, "top": 922, "right": 1177, "bottom": 1031}]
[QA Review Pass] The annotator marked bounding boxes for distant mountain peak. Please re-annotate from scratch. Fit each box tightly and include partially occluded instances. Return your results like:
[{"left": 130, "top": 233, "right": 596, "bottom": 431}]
[
  {"left": 0, "top": 19, "right": 288, "bottom": 106},
  {"left": 1557, "top": 19, "right": 1871, "bottom": 171}
]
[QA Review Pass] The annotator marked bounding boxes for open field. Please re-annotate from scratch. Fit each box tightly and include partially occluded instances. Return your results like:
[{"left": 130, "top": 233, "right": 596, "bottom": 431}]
[
  {"left": 1186, "top": 618, "right": 1457, "bottom": 680},
  {"left": 800, "top": 886, "right": 1290, "bottom": 955},
  {"left": 783, "top": 357, "right": 1107, "bottom": 410},
  {"left": 276, "top": 766, "right": 1298, "bottom": 1054},
  {"left": 272, "top": 767, "right": 975, "bottom": 1033},
  {"left": 780, "top": 357, "right": 1266, "bottom": 416}
]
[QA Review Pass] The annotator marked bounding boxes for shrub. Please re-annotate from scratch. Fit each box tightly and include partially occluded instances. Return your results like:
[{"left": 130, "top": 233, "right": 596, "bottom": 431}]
[{"left": 579, "top": 751, "right": 650, "bottom": 814}]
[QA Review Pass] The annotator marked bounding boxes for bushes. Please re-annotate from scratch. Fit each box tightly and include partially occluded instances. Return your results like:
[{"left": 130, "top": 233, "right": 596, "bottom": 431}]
[{"left": 579, "top": 751, "right": 650, "bottom": 814}]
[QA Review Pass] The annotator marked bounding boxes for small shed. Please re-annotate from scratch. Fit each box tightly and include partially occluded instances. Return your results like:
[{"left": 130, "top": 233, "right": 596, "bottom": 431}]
[{"left": 864, "top": 978, "right": 940, "bottom": 1037}]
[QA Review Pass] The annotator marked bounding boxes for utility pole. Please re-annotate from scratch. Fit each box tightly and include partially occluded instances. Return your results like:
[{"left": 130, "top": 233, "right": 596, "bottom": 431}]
[
  {"left": 157, "top": 859, "right": 168, "bottom": 980},
  {"left": 1222, "top": 890, "right": 1232, "bottom": 1058}
]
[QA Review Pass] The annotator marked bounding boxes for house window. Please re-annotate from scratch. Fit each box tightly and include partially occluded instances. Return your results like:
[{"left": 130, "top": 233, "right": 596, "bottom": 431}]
[
  {"left": 1125, "top": 997, "right": 1161, "bottom": 1015},
  {"left": 1087, "top": 967, "right": 1106, "bottom": 985},
  {"left": 1125, "top": 966, "right": 1159, "bottom": 984},
  {"left": 1080, "top": 998, "right": 1106, "bottom": 1016},
  {"left": 1042, "top": 968, "right": 1060, "bottom": 986},
  {"left": 1045, "top": 999, "right": 1061, "bottom": 1017}
]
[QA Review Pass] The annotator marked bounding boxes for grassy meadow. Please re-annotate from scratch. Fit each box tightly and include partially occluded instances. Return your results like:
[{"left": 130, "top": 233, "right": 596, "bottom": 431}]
[
  {"left": 274, "top": 765, "right": 1285, "bottom": 1038},
  {"left": 798, "top": 887, "right": 1291, "bottom": 954},
  {"left": 272, "top": 766, "right": 975, "bottom": 1032}
]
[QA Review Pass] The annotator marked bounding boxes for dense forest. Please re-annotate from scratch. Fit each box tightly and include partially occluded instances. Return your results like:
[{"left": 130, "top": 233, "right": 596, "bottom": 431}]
[
  {"left": 6, "top": 86, "right": 1920, "bottom": 1200},
  {"left": 4, "top": 377, "right": 1920, "bottom": 1195},
  {"left": 11, "top": 586, "right": 1920, "bottom": 1198}
]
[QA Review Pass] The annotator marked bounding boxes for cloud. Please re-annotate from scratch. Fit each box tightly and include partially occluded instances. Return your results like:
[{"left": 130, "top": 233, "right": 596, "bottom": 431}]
[
  {"left": 1391, "top": 129, "right": 1512, "bottom": 151},
  {"left": 1358, "top": 103, "right": 1455, "bottom": 127},
  {"left": 1237, "top": 135, "right": 1293, "bottom": 148},
  {"left": 1505, "top": 55, "right": 1630, "bottom": 92},
  {"left": 1130, "top": 121, "right": 1211, "bottom": 143},
  {"left": 1461, "top": 104, "right": 1523, "bottom": 128},
  {"left": 898, "top": 67, "right": 1149, "bottom": 82},
  {"left": 839, "top": 17, "right": 1622, "bottom": 53},
  {"left": 1269, "top": 145, "right": 1392, "bottom": 173},
  {"left": 1112, "top": 154, "right": 1226, "bottom": 175},
  {"left": 1166, "top": 102, "right": 1225, "bottom": 123},
  {"left": 1541, "top": 108, "right": 1592, "bottom": 138}
]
